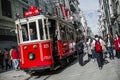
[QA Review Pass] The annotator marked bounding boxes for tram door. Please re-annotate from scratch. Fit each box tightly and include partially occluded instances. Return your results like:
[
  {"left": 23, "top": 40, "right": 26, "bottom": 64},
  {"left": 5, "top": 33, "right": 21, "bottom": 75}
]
[{"left": 48, "top": 19, "right": 58, "bottom": 58}]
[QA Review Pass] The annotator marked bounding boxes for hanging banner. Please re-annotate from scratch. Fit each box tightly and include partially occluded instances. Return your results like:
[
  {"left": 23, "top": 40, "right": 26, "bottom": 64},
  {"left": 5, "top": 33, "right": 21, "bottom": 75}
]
[{"left": 61, "top": 4, "right": 66, "bottom": 17}]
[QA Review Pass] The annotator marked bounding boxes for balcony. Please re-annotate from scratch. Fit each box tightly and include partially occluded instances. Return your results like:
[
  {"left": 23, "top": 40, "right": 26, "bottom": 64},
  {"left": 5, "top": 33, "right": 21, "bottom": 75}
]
[
  {"left": 110, "top": 12, "right": 117, "bottom": 19},
  {"left": 70, "top": 1, "right": 76, "bottom": 12},
  {"left": 117, "top": 5, "right": 120, "bottom": 16}
]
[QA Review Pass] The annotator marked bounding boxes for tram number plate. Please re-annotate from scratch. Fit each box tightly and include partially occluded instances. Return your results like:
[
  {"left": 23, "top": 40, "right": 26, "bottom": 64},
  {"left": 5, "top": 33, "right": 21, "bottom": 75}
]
[{"left": 43, "top": 44, "right": 49, "bottom": 48}]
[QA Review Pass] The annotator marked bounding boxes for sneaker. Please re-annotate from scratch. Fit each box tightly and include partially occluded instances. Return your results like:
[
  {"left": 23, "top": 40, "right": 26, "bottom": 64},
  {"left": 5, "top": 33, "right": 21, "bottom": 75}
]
[
  {"left": 99, "top": 67, "right": 102, "bottom": 70},
  {"left": 92, "top": 59, "right": 95, "bottom": 62}
]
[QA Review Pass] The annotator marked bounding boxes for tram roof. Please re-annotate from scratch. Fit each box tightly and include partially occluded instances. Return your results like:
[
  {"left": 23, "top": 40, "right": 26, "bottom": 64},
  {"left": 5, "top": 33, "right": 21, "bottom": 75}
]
[{"left": 15, "top": 15, "right": 74, "bottom": 28}]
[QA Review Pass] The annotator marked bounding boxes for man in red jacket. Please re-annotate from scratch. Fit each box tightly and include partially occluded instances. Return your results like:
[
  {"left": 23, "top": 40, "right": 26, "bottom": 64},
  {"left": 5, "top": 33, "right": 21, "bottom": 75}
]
[{"left": 10, "top": 46, "right": 19, "bottom": 70}]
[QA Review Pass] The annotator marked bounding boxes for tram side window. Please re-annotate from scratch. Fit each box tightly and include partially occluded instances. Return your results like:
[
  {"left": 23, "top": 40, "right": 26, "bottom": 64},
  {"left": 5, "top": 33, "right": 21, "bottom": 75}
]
[
  {"left": 67, "top": 28, "right": 74, "bottom": 40},
  {"left": 21, "top": 24, "right": 28, "bottom": 41},
  {"left": 44, "top": 20, "right": 49, "bottom": 39},
  {"left": 16, "top": 24, "right": 20, "bottom": 43},
  {"left": 70, "top": 31, "right": 74, "bottom": 40},
  {"left": 29, "top": 22, "right": 37, "bottom": 40},
  {"left": 69, "top": 30, "right": 72, "bottom": 40},
  {"left": 38, "top": 19, "right": 44, "bottom": 40},
  {"left": 60, "top": 25, "right": 67, "bottom": 40},
  {"left": 48, "top": 20, "right": 57, "bottom": 41},
  {"left": 66, "top": 27, "right": 70, "bottom": 40}
]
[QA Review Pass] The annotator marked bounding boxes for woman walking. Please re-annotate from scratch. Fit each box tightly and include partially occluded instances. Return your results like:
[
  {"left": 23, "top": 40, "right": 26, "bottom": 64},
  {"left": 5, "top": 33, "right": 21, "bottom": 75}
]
[
  {"left": 105, "top": 34, "right": 114, "bottom": 59},
  {"left": 113, "top": 33, "right": 120, "bottom": 59}
]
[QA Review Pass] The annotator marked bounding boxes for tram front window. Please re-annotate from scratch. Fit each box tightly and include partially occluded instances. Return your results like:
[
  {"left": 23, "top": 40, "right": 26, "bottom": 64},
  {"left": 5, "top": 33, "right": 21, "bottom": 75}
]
[
  {"left": 21, "top": 24, "right": 28, "bottom": 41},
  {"left": 20, "top": 22, "right": 37, "bottom": 42},
  {"left": 29, "top": 22, "right": 37, "bottom": 40}
]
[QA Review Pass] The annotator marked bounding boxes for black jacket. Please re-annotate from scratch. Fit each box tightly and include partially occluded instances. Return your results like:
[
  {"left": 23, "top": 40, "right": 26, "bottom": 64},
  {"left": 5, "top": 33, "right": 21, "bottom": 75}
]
[{"left": 75, "top": 41, "right": 84, "bottom": 53}]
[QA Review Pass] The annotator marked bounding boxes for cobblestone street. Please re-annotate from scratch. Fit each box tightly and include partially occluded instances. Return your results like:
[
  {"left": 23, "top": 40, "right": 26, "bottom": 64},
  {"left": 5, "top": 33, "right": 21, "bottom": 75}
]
[{"left": 0, "top": 55, "right": 120, "bottom": 80}]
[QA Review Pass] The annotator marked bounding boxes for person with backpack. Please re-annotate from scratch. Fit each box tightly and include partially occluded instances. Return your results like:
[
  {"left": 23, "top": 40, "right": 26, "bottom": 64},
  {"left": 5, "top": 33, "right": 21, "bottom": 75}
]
[
  {"left": 94, "top": 35, "right": 103, "bottom": 70},
  {"left": 99, "top": 36, "right": 109, "bottom": 64}
]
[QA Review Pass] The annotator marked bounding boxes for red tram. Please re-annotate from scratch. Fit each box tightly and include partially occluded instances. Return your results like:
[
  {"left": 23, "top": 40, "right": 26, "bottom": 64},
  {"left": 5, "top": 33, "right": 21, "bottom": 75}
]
[{"left": 15, "top": 6, "right": 77, "bottom": 73}]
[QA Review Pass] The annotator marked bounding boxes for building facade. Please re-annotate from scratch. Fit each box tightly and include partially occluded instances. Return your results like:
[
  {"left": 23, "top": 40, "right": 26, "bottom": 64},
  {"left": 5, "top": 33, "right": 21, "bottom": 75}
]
[
  {"left": 99, "top": 0, "right": 120, "bottom": 37},
  {"left": 99, "top": 0, "right": 111, "bottom": 37},
  {"left": 0, "top": 0, "right": 83, "bottom": 49}
]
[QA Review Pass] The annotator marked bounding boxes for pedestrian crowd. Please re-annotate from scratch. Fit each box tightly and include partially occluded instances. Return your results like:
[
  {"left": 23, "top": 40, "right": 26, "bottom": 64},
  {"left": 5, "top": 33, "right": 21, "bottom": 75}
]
[
  {"left": 0, "top": 46, "right": 19, "bottom": 71},
  {"left": 76, "top": 33, "right": 120, "bottom": 70},
  {"left": 0, "top": 33, "right": 120, "bottom": 71}
]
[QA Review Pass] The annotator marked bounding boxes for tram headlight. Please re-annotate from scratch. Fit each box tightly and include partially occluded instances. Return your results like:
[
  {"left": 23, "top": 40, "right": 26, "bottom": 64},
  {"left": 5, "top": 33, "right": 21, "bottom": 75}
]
[
  {"left": 33, "top": 45, "right": 37, "bottom": 49},
  {"left": 28, "top": 52, "right": 35, "bottom": 60}
]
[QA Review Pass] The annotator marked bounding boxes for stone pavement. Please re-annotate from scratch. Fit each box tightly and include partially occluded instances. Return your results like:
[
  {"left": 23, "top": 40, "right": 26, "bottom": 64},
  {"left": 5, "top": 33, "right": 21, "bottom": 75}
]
[
  {"left": 0, "top": 56, "right": 120, "bottom": 80},
  {"left": 44, "top": 57, "right": 120, "bottom": 80}
]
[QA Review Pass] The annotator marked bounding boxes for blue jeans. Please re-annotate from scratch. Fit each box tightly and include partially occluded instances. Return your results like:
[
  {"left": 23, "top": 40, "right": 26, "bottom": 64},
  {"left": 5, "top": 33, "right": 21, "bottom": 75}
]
[
  {"left": 107, "top": 47, "right": 114, "bottom": 59},
  {"left": 12, "top": 59, "right": 19, "bottom": 69},
  {"left": 91, "top": 50, "right": 96, "bottom": 59}
]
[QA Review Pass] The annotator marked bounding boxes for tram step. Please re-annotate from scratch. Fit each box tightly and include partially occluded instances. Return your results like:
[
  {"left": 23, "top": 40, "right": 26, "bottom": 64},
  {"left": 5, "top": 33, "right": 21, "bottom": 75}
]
[{"left": 52, "top": 65, "right": 61, "bottom": 70}]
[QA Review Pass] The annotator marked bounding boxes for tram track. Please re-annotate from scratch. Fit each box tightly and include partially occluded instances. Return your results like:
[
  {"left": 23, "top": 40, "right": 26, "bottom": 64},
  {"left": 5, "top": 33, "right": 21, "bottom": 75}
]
[
  {"left": 24, "top": 59, "right": 77, "bottom": 80},
  {"left": 23, "top": 69, "right": 56, "bottom": 80}
]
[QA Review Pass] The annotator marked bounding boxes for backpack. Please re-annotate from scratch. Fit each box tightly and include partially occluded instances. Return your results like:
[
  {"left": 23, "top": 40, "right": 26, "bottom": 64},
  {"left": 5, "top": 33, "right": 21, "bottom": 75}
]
[{"left": 95, "top": 40, "right": 102, "bottom": 53}]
